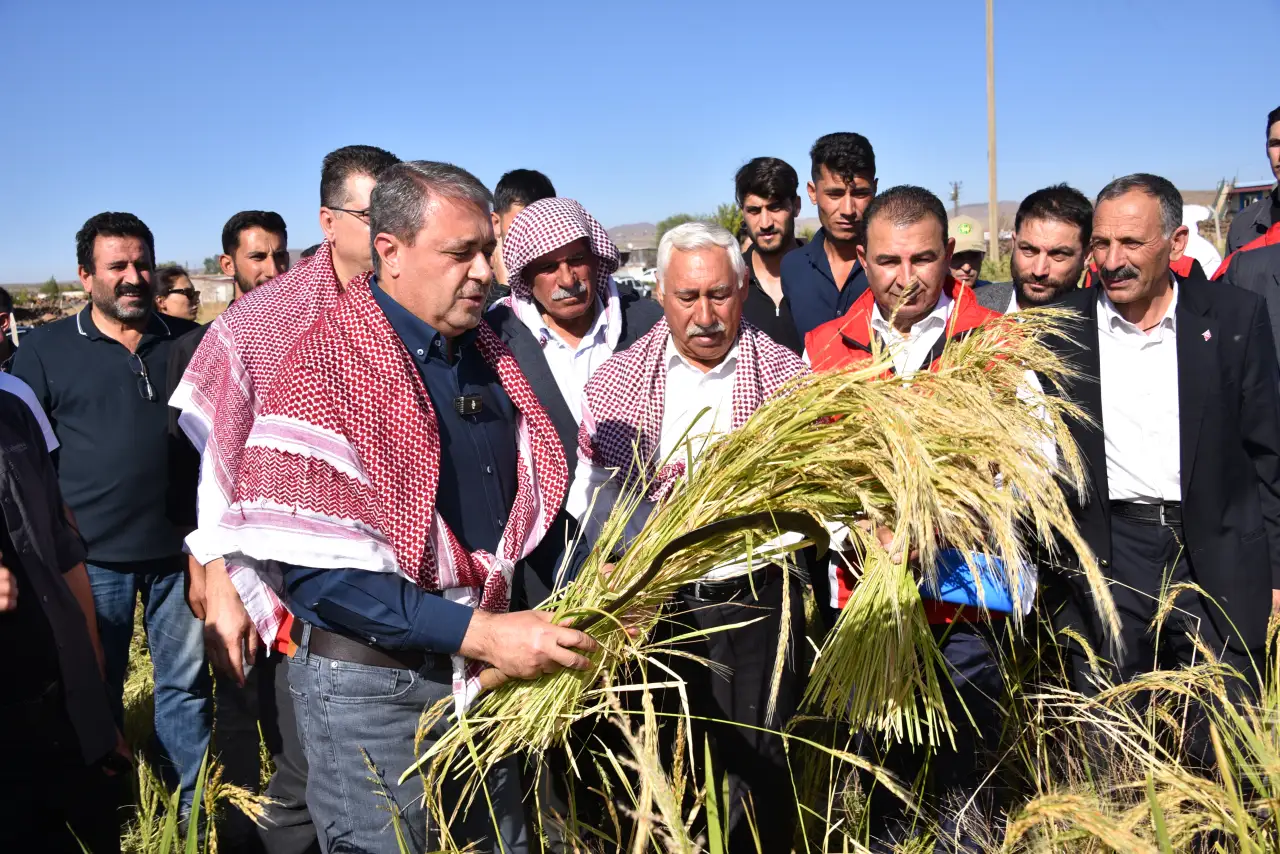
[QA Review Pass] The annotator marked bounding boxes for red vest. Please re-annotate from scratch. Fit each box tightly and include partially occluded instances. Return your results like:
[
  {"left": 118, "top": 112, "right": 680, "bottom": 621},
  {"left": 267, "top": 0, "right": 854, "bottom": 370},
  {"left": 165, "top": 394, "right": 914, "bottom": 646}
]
[
  {"left": 1212, "top": 221, "right": 1280, "bottom": 280},
  {"left": 804, "top": 279, "right": 1004, "bottom": 621}
]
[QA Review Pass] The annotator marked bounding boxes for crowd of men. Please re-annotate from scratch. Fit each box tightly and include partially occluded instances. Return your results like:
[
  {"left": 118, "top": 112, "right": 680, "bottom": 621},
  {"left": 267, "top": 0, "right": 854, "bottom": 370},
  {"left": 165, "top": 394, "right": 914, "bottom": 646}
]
[{"left": 3, "top": 102, "right": 1280, "bottom": 853}]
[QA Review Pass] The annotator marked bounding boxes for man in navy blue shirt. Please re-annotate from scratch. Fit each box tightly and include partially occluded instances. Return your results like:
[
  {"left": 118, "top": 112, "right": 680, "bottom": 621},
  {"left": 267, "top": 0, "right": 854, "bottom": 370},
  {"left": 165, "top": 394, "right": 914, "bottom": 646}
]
[
  {"left": 781, "top": 132, "right": 878, "bottom": 340},
  {"left": 222, "top": 162, "right": 597, "bottom": 854}
]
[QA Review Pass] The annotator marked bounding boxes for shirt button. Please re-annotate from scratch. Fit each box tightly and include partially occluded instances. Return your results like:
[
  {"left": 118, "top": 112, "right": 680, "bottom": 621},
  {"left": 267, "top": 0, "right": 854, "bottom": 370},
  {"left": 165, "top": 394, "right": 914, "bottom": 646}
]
[
  {"left": 485, "top": 465, "right": 493, "bottom": 474},
  {"left": 416, "top": 348, "right": 425, "bottom": 357}
]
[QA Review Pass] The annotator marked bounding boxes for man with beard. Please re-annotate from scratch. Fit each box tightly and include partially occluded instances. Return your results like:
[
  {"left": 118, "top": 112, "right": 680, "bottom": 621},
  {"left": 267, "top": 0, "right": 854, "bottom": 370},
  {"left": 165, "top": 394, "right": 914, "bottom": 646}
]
[
  {"left": 736, "top": 156, "right": 804, "bottom": 352},
  {"left": 1041, "top": 175, "right": 1280, "bottom": 750},
  {"left": 219, "top": 210, "right": 290, "bottom": 299},
  {"left": 570, "top": 222, "right": 809, "bottom": 853},
  {"left": 974, "top": 184, "right": 1092, "bottom": 314},
  {"left": 12, "top": 212, "right": 209, "bottom": 812},
  {"left": 781, "top": 132, "right": 876, "bottom": 339},
  {"left": 169, "top": 145, "right": 400, "bottom": 854}
]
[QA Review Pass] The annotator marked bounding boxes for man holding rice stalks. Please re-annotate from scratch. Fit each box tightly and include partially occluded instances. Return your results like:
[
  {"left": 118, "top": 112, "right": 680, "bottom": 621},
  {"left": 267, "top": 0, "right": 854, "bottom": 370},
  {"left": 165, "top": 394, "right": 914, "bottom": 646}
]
[
  {"left": 803, "top": 185, "right": 1017, "bottom": 849},
  {"left": 568, "top": 221, "right": 810, "bottom": 853},
  {"left": 1040, "top": 174, "right": 1280, "bottom": 736},
  {"left": 219, "top": 161, "right": 599, "bottom": 854}
]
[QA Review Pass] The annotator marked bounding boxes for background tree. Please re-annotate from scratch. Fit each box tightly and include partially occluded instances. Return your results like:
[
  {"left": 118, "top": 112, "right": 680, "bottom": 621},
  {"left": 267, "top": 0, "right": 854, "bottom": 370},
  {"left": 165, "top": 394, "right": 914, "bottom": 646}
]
[
  {"left": 713, "top": 203, "right": 743, "bottom": 238},
  {"left": 656, "top": 213, "right": 698, "bottom": 243},
  {"left": 202, "top": 256, "right": 220, "bottom": 275},
  {"left": 40, "top": 275, "right": 60, "bottom": 299}
]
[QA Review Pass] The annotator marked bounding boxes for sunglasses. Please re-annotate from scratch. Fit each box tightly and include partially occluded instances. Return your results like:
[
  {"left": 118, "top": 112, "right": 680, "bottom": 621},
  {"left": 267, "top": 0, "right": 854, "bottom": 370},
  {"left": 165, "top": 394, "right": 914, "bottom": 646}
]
[{"left": 164, "top": 287, "right": 199, "bottom": 301}]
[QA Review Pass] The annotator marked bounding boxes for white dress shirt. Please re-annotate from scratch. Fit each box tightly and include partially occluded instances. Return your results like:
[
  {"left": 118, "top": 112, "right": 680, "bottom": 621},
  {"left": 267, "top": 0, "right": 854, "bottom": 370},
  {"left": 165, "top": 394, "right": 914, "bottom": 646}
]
[
  {"left": 870, "top": 290, "right": 954, "bottom": 375},
  {"left": 567, "top": 337, "right": 802, "bottom": 578},
  {"left": 1006, "top": 287, "right": 1020, "bottom": 316},
  {"left": 1097, "top": 283, "right": 1181, "bottom": 503},
  {"left": 518, "top": 298, "right": 615, "bottom": 425}
]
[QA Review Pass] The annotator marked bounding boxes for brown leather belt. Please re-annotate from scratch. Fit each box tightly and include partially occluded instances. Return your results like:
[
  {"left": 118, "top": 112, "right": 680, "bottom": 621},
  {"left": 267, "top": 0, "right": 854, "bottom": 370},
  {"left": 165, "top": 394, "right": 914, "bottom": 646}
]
[{"left": 290, "top": 620, "right": 449, "bottom": 672}]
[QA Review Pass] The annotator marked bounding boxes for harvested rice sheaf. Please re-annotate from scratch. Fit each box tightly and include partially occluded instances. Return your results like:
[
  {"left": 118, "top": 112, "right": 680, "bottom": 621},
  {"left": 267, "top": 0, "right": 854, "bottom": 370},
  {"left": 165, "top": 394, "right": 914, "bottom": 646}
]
[{"left": 404, "top": 308, "right": 1118, "bottom": 804}]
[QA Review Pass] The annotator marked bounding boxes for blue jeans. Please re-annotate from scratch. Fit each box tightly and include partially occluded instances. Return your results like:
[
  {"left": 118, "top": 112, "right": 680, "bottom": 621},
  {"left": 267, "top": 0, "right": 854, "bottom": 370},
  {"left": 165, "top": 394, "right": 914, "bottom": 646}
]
[
  {"left": 289, "top": 624, "right": 527, "bottom": 853},
  {"left": 88, "top": 560, "right": 213, "bottom": 811}
]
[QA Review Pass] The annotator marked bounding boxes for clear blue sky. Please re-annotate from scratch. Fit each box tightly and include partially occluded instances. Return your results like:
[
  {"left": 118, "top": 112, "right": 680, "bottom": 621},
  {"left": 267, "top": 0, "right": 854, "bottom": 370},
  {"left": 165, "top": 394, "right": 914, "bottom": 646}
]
[{"left": 1, "top": 0, "right": 1275, "bottom": 282}]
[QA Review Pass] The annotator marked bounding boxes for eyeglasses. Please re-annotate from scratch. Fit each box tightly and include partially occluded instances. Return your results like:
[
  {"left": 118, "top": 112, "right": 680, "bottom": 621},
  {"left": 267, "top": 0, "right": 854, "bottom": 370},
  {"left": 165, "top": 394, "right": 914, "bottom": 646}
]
[
  {"left": 165, "top": 287, "right": 199, "bottom": 301},
  {"left": 128, "top": 352, "right": 156, "bottom": 402},
  {"left": 329, "top": 206, "right": 371, "bottom": 222}
]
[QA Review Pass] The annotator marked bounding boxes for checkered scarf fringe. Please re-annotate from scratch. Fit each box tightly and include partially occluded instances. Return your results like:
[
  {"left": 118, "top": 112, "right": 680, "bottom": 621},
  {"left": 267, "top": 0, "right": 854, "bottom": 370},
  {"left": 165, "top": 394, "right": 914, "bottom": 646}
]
[{"left": 578, "top": 319, "right": 807, "bottom": 502}]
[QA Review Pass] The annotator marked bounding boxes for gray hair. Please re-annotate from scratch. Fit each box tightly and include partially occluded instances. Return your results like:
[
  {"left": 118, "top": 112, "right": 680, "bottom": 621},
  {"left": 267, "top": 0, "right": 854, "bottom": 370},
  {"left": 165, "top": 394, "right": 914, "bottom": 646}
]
[
  {"left": 656, "top": 221, "right": 746, "bottom": 287},
  {"left": 1096, "top": 173, "right": 1183, "bottom": 238},
  {"left": 368, "top": 160, "right": 493, "bottom": 273}
]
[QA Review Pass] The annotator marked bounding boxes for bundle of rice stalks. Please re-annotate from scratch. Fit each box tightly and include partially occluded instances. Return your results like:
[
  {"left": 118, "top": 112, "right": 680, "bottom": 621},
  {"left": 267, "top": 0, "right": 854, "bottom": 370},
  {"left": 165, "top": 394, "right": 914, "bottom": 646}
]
[{"left": 405, "top": 309, "right": 1117, "bottom": 806}]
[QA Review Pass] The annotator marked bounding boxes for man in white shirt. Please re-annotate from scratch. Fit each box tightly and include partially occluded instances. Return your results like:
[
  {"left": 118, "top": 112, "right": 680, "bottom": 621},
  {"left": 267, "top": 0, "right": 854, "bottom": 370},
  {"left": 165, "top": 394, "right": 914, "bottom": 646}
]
[
  {"left": 484, "top": 197, "right": 661, "bottom": 605},
  {"left": 571, "top": 222, "right": 808, "bottom": 853},
  {"left": 1042, "top": 174, "right": 1280, "bottom": 737},
  {"left": 973, "top": 184, "right": 1094, "bottom": 316}
]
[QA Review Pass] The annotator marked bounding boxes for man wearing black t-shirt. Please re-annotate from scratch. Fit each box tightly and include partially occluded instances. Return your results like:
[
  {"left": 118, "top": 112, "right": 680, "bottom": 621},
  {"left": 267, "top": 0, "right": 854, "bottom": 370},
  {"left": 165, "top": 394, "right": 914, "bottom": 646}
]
[{"left": 735, "top": 157, "right": 804, "bottom": 353}]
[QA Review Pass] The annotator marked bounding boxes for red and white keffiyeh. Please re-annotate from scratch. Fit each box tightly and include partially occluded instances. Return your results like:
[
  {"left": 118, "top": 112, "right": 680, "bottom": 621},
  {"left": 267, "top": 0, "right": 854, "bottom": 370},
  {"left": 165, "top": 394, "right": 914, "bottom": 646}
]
[
  {"left": 491, "top": 197, "right": 625, "bottom": 346},
  {"left": 170, "top": 242, "right": 345, "bottom": 644},
  {"left": 221, "top": 272, "right": 568, "bottom": 710},
  {"left": 578, "top": 319, "right": 806, "bottom": 502}
]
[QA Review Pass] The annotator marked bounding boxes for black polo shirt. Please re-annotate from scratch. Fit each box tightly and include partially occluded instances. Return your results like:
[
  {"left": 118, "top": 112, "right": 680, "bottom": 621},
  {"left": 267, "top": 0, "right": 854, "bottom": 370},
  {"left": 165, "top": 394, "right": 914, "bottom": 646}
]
[
  {"left": 779, "top": 227, "right": 870, "bottom": 342},
  {"left": 11, "top": 305, "right": 199, "bottom": 565},
  {"left": 741, "top": 245, "right": 803, "bottom": 354}
]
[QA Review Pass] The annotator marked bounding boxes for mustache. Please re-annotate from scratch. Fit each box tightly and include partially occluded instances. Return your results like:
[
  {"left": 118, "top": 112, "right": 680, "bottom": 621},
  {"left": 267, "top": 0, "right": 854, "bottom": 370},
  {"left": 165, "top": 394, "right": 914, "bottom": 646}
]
[
  {"left": 115, "top": 281, "right": 150, "bottom": 298},
  {"left": 550, "top": 280, "right": 589, "bottom": 301},
  {"left": 685, "top": 319, "right": 726, "bottom": 338},
  {"left": 1099, "top": 264, "right": 1140, "bottom": 285}
]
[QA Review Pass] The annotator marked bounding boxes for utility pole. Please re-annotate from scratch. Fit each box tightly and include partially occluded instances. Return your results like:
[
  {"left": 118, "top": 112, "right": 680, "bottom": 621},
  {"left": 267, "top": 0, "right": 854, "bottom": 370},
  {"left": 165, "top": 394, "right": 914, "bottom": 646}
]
[
  {"left": 985, "top": 0, "right": 999, "bottom": 263},
  {"left": 949, "top": 181, "right": 963, "bottom": 217}
]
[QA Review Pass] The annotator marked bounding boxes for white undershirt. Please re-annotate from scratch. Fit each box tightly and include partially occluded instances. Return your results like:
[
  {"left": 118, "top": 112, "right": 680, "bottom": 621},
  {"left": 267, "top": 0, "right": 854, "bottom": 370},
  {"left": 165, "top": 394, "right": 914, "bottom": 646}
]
[
  {"left": 1006, "top": 287, "right": 1020, "bottom": 316},
  {"left": 1097, "top": 282, "right": 1181, "bottom": 503}
]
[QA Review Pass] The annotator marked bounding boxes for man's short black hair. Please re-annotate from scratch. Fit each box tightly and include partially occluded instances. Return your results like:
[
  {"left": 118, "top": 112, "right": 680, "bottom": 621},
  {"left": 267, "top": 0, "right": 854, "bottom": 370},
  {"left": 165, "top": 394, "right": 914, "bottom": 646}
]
[
  {"left": 0, "top": 287, "right": 12, "bottom": 315},
  {"left": 155, "top": 265, "right": 190, "bottom": 293},
  {"left": 320, "top": 145, "right": 401, "bottom": 209},
  {"left": 300, "top": 243, "right": 321, "bottom": 259},
  {"left": 1096, "top": 173, "right": 1183, "bottom": 238},
  {"left": 809, "top": 132, "right": 876, "bottom": 184},
  {"left": 221, "top": 211, "right": 288, "bottom": 256},
  {"left": 76, "top": 212, "right": 155, "bottom": 274},
  {"left": 493, "top": 169, "right": 556, "bottom": 215},
  {"left": 1268, "top": 106, "right": 1280, "bottom": 133},
  {"left": 861, "top": 185, "right": 948, "bottom": 245},
  {"left": 735, "top": 157, "right": 800, "bottom": 207},
  {"left": 1015, "top": 184, "right": 1094, "bottom": 248}
]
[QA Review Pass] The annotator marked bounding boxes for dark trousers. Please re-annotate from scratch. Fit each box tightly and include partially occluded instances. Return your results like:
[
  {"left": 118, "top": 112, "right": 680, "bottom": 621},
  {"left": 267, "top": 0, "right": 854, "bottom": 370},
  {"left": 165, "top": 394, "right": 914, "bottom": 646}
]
[
  {"left": 214, "top": 651, "right": 320, "bottom": 854},
  {"left": 1063, "top": 516, "right": 1259, "bottom": 764},
  {"left": 653, "top": 573, "right": 807, "bottom": 854},
  {"left": 861, "top": 621, "right": 1008, "bottom": 853},
  {"left": 0, "top": 681, "right": 128, "bottom": 854}
]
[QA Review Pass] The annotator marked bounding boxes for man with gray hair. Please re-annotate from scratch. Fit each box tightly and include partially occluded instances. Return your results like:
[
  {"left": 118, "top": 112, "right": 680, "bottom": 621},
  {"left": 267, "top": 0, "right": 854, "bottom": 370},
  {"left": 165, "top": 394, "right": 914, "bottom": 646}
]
[
  {"left": 569, "top": 221, "right": 809, "bottom": 853},
  {"left": 221, "top": 160, "right": 598, "bottom": 853},
  {"left": 1041, "top": 173, "right": 1280, "bottom": 723}
]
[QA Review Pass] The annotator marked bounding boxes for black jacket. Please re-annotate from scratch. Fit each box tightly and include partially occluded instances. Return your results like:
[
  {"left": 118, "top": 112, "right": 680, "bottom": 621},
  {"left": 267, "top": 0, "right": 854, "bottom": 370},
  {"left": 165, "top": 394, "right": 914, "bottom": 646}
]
[
  {"left": 741, "top": 246, "right": 803, "bottom": 354},
  {"left": 1041, "top": 281, "right": 1280, "bottom": 652},
  {"left": 165, "top": 323, "right": 211, "bottom": 532},
  {"left": 1222, "top": 242, "right": 1280, "bottom": 367},
  {"left": 484, "top": 284, "right": 662, "bottom": 465},
  {"left": 1227, "top": 187, "right": 1279, "bottom": 253}
]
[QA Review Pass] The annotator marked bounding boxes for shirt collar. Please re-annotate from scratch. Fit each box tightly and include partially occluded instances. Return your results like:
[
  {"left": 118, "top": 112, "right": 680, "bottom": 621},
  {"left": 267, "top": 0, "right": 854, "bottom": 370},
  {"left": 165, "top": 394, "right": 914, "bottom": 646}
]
[
  {"left": 664, "top": 332, "right": 740, "bottom": 379},
  {"left": 536, "top": 297, "right": 610, "bottom": 351},
  {"left": 1006, "top": 287, "right": 1020, "bottom": 316},
  {"left": 75, "top": 303, "right": 173, "bottom": 343},
  {"left": 1098, "top": 273, "right": 1179, "bottom": 336},
  {"left": 371, "top": 276, "right": 475, "bottom": 363},
  {"left": 869, "top": 287, "right": 954, "bottom": 341}
]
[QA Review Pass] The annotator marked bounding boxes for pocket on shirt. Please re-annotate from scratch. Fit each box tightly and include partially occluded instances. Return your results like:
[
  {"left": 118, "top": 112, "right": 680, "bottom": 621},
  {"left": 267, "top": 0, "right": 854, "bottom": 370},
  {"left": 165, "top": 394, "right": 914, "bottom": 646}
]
[{"left": 322, "top": 660, "right": 418, "bottom": 704}]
